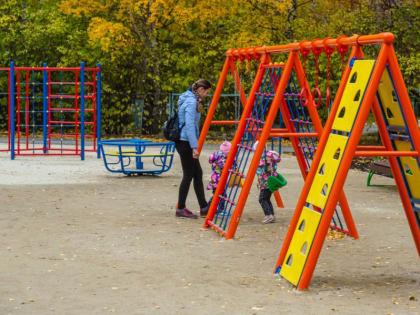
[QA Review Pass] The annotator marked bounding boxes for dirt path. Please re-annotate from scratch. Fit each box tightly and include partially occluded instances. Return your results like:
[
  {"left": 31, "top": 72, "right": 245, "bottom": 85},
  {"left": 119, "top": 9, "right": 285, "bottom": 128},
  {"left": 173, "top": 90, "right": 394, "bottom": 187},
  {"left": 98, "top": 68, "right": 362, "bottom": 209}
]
[{"left": 0, "top": 146, "right": 419, "bottom": 314}]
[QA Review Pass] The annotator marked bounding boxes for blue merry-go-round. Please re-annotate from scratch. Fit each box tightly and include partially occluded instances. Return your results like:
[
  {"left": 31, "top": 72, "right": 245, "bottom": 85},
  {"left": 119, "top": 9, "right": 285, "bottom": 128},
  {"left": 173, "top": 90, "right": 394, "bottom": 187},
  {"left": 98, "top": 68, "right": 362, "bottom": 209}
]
[{"left": 98, "top": 139, "right": 175, "bottom": 175}]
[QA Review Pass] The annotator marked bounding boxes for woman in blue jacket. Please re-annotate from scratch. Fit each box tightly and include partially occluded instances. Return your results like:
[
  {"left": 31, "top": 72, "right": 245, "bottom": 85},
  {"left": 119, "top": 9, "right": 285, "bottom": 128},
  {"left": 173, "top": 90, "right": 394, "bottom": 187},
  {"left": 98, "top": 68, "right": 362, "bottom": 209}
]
[{"left": 175, "top": 79, "right": 212, "bottom": 219}]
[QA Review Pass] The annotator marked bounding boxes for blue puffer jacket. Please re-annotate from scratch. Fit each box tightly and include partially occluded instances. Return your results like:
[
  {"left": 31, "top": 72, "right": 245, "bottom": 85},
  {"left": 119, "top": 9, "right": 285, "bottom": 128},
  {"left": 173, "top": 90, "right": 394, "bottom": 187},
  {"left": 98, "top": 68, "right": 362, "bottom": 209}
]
[{"left": 178, "top": 89, "right": 201, "bottom": 149}]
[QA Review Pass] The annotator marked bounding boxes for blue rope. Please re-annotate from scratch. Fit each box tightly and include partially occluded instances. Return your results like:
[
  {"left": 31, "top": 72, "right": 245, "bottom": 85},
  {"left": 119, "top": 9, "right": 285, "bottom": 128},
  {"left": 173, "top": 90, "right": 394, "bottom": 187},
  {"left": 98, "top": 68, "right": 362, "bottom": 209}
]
[
  {"left": 283, "top": 84, "right": 312, "bottom": 168},
  {"left": 289, "top": 75, "right": 316, "bottom": 161}
]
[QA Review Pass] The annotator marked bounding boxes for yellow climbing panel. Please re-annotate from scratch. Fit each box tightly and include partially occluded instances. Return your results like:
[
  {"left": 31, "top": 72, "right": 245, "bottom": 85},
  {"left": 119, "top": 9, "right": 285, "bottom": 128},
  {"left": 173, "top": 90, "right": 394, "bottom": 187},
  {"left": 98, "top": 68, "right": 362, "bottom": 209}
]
[{"left": 280, "top": 60, "right": 376, "bottom": 286}]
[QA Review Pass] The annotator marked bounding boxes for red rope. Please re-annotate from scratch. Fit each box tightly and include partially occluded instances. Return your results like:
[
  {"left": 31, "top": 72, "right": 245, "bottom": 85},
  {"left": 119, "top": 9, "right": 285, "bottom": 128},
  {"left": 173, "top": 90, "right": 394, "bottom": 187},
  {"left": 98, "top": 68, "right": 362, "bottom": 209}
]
[
  {"left": 336, "top": 35, "right": 349, "bottom": 75},
  {"left": 323, "top": 37, "right": 335, "bottom": 108},
  {"left": 299, "top": 40, "right": 311, "bottom": 74},
  {"left": 311, "top": 39, "right": 323, "bottom": 88},
  {"left": 311, "top": 39, "right": 323, "bottom": 108}
]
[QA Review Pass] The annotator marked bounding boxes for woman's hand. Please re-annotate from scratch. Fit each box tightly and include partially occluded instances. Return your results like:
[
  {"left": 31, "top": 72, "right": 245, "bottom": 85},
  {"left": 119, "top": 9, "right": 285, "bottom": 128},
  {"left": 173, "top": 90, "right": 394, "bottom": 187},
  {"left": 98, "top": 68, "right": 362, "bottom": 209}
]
[{"left": 192, "top": 148, "right": 200, "bottom": 159}]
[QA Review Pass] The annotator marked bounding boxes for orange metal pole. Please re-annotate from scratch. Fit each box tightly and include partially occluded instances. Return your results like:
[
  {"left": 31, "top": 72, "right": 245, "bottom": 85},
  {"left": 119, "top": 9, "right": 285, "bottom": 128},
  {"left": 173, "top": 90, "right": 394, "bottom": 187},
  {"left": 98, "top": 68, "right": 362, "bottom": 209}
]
[
  {"left": 229, "top": 59, "right": 248, "bottom": 107},
  {"left": 267, "top": 128, "right": 288, "bottom": 132},
  {"left": 356, "top": 145, "right": 386, "bottom": 150},
  {"left": 274, "top": 191, "right": 284, "bottom": 208},
  {"left": 249, "top": 128, "right": 287, "bottom": 134},
  {"left": 197, "top": 56, "right": 231, "bottom": 153},
  {"left": 225, "top": 52, "right": 295, "bottom": 239},
  {"left": 354, "top": 151, "right": 419, "bottom": 157},
  {"left": 227, "top": 33, "right": 394, "bottom": 56},
  {"left": 274, "top": 45, "right": 362, "bottom": 272},
  {"left": 210, "top": 120, "right": 239, "bottom": 125},
  {"left": 268, "top": 132, "right": 318, "bottom": 138},
  {"left": 203, "top": 54, "right": 270, "bottom": 228},
  {"left": 297, "top": 43, "right": 389, "bottom": 290}
]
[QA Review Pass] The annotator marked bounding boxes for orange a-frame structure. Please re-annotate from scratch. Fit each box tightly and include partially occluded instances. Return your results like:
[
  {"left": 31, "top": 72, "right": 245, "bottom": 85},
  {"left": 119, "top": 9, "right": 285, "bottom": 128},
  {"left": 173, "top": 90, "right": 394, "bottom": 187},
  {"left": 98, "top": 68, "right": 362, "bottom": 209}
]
[
  {"left": 197, "top": 53, "right": 286, "bottom": 210},
  {"left": 198, "top": 36, "right": 361, "bottom": 240},
  {"left": 274, "top": 33, "right": 420, "bottom": 289}
]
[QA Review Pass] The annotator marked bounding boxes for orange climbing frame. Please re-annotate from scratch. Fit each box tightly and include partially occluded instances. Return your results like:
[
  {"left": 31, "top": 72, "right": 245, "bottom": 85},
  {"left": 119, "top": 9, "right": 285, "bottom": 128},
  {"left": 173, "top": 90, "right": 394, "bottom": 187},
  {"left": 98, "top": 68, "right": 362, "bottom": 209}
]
[
  {"left": 197, "top": 51, "right": 285, "bottom": 208},
  {"left": 274, "top": 33, "right": 420, "bottom": 290},
  {"left": 198, "top": 34, "right": 365, "bottom": 239}
]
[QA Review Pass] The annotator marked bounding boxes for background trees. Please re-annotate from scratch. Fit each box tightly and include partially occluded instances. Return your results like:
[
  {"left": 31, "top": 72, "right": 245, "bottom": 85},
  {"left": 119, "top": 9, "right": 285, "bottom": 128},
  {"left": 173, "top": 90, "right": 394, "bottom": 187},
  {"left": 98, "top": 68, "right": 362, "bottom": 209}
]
[{"left": 0, "top": 0, "right": 418, "bottom": 135}]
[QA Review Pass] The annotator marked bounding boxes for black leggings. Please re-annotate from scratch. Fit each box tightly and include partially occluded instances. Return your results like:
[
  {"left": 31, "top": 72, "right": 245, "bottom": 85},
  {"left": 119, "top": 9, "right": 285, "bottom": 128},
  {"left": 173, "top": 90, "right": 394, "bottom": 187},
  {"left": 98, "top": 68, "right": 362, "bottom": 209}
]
[
  {"left": 176, "top": 141, "right": 207, "bottom": 210},
  {"left": 259, "top": 188, "right": 274, "bottom": 216}
]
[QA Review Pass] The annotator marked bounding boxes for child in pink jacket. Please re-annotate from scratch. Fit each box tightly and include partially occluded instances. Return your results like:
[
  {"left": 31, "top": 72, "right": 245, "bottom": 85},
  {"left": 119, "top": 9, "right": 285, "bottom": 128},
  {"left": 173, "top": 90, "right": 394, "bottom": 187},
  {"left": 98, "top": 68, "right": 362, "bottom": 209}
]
[
  {"left": 256, "top": 150, "right": 281, "bottom": 224},
  {"left": 207, "top": 141, "right": 231, "bottom": 211}
]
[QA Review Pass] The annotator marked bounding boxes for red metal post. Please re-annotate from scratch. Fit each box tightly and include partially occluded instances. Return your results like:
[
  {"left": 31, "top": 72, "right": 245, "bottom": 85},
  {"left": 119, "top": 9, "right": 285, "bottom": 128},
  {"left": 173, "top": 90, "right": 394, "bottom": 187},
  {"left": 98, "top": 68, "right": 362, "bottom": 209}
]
[
  {"left": 48, "top": 69, "right": 52, "bottom": 150},
  {"left": 7, "top": 68, "right": 11, "bottom": 152},
  {"left": 75, "top": 70, "right": 79, "bottom": 154},
  {"left": 25, "top": 70, "right": 29, "bottom": 149},
  {"left": 92, "top": 70, "right": 97, "bottom": 151},
  {"left": 16, "top": 69, "right": 20, "bottom": 155}
]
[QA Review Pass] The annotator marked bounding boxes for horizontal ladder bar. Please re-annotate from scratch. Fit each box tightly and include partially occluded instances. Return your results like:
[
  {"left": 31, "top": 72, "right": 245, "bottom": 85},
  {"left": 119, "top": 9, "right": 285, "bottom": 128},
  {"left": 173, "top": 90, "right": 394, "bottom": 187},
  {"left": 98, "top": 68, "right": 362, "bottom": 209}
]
[{"left": 354, "top": 151, "right": 419, "bottom": 157}]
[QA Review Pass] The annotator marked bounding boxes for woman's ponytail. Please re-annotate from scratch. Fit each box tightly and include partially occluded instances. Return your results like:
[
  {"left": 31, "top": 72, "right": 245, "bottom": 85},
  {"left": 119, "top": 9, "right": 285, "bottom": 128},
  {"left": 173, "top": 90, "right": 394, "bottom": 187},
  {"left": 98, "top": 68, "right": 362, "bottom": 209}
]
[{"left": 192, "top": 79, "right": 212, "bottom": 91}]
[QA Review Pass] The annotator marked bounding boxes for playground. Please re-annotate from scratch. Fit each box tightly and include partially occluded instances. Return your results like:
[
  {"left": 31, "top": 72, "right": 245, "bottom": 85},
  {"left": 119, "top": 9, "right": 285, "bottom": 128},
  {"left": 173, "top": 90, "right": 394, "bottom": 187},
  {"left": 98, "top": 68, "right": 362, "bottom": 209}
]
[
  {"left": 0, "top": 32, "right": 419, "bottom": 313},
  {"left": 0, "top": 147, "right": 419, "bottom": 314},
  {"left": 0, "top": 0, "right": 419, "bottom": 312}
]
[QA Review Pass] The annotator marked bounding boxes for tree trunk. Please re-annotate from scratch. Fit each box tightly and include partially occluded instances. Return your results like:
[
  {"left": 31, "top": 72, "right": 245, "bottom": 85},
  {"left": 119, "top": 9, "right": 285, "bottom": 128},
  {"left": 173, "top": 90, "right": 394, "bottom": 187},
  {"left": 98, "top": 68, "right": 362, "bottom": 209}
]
[
  {"left": 285, "top": 0, "right": 298, "bottom": 40},
  {"left": 150, "top": 32, "right": 162, "bottom": 134}
]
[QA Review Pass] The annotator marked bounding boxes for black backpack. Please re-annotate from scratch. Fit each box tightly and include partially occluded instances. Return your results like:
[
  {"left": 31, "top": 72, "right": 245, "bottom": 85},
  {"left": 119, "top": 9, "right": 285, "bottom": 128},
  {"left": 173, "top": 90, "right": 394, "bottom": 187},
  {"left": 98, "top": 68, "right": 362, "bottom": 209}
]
[{"left": 162, "top": 110, "right": 184, "bottom": 141}]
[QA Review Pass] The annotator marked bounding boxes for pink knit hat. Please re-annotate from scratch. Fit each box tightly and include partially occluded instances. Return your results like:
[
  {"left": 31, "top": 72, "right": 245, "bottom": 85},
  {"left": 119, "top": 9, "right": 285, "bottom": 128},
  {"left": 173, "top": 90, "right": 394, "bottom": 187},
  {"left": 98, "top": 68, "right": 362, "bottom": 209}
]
[{"left": 219, "top": 141, "right": 231, "bottom": 155}]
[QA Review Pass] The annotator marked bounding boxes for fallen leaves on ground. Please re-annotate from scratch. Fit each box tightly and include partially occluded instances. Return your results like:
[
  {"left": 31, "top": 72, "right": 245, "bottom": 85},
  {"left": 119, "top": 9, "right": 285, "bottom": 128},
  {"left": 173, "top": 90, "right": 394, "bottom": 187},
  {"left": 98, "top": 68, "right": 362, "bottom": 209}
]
[{"left": 327, "top": 230, "right": 346, "bottom": 240}]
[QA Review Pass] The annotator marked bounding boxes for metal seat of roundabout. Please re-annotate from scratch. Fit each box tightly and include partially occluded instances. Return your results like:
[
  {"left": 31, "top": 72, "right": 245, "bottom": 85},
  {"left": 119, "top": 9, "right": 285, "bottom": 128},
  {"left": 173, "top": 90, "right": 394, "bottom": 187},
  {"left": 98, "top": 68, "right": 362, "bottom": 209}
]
[{"left": 99, "top": 139, "right": 175, "bottom": 175}]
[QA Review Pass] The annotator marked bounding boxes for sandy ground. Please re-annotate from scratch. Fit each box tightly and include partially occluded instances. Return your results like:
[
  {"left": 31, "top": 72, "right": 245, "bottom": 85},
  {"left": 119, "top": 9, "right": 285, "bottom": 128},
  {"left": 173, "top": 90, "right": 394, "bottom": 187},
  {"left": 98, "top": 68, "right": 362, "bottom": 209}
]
[{"left": 0, "top": 144, "right": 419, "bottom": 315}]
